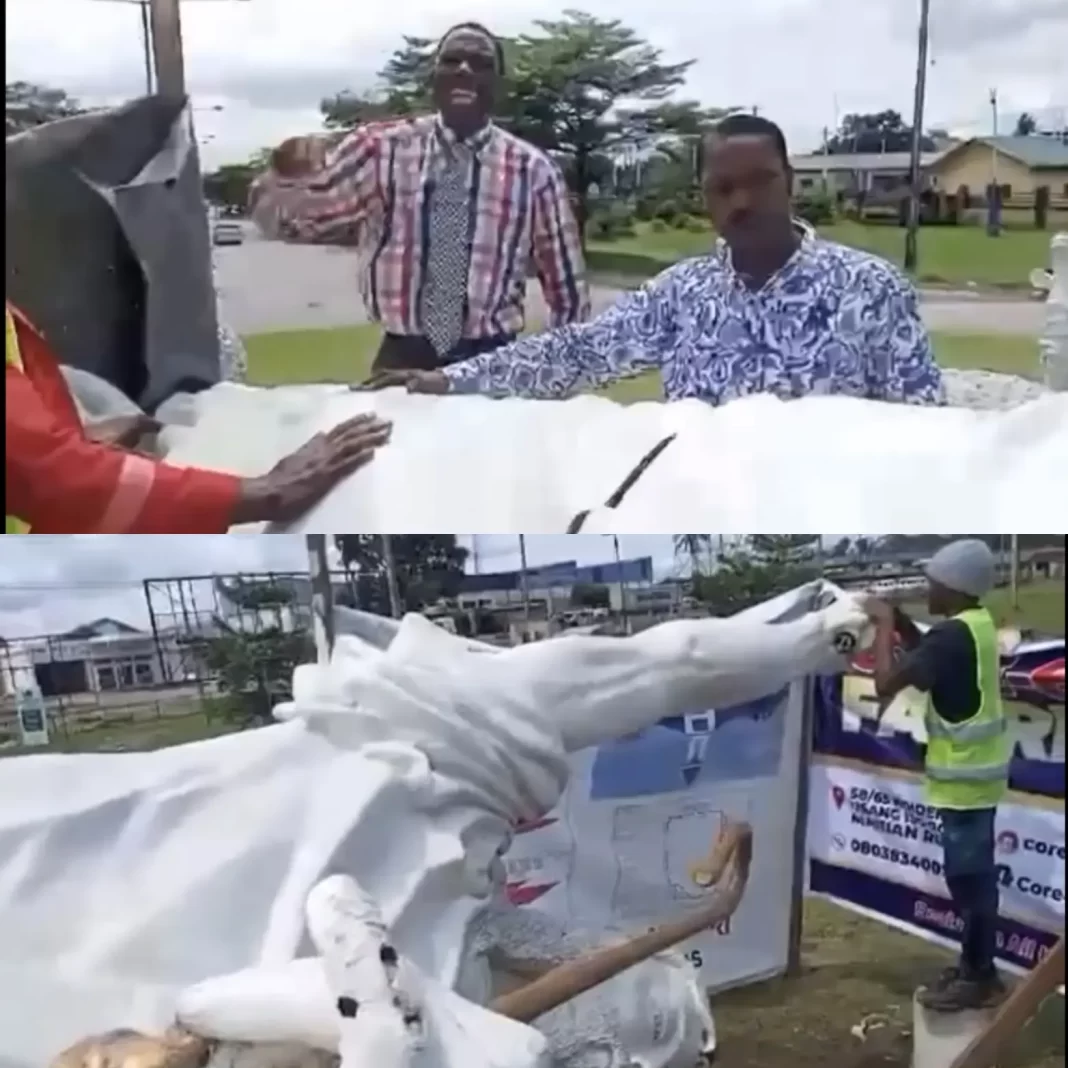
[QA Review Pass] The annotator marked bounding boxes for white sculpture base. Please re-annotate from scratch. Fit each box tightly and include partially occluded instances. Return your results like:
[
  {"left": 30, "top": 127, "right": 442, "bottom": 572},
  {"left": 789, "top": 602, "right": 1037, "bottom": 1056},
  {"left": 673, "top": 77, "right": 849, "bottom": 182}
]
[{"left": 911, "top": 992, "right": 996, "bottom": 1068}]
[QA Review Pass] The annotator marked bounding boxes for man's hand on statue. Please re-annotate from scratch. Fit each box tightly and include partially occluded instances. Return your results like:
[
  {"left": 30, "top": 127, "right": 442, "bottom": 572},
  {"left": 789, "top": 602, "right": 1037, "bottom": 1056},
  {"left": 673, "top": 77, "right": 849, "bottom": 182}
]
[
  {"left": 860, "top": 595, "right": 895, "bottom": 626},
  {"left": 86, "top": 414, "right": 162, "bottom": 451},
  {"left": 270, "top": 135, "right": 329, "bottom": 178},
  {"left": 232, "top": 413, "right": 391, "bottom": 524},
  {"left": 361, "top": 369, "right": 451, "bottom": 394}
]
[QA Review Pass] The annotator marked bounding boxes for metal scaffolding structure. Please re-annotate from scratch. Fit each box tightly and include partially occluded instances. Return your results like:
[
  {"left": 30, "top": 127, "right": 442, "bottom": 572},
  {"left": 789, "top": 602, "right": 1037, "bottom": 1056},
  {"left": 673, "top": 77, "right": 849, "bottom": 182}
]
[
  {"left": 141, "top": 567, "right": 352, "bottom": 682},
  {"left": 0, "top": 568, "right": 350, "bottom": 755}
]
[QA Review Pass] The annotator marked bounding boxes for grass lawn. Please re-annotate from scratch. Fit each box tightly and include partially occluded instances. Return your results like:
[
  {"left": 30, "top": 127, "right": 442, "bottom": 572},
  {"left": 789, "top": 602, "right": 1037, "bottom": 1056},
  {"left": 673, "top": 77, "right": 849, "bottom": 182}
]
[
  {"left": 587, "top": 218, "right": 1059, "bottom": 288},
  {"left": 715, "top": 898, "right": 1064, "bottom": 1068},
  {"left": 0, "top": 706, "right": 240, "bottom": 758},
  {"left": 245, "top": 323, "right": 1041, "bottom": 400}
]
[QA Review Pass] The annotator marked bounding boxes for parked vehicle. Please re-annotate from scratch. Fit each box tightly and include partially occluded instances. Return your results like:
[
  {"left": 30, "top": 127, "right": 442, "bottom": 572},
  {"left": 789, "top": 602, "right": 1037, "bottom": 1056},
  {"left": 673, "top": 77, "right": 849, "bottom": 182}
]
[{"left": 212, "top": 221, "right": 244, "bottom": 246}]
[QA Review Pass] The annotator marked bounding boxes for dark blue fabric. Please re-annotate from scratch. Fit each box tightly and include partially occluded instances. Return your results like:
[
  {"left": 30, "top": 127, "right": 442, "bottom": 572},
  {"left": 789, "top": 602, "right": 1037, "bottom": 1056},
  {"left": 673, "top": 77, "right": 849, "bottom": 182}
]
[
  {"left": 941, "top": 807, "right": 997, "bottom": 877},
  {"left": 941, "top": 806, "right": 999, "bottom": 977}
]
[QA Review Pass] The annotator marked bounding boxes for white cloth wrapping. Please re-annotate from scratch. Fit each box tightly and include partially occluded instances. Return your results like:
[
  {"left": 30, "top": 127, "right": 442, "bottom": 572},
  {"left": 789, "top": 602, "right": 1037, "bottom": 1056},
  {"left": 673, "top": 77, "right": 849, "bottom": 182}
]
[
  {"left": 156, "top": 383, "right": 1068, "bottom": 532},
  {"left": 0, "top": 585, "right": 869, "bottom": 1067}
]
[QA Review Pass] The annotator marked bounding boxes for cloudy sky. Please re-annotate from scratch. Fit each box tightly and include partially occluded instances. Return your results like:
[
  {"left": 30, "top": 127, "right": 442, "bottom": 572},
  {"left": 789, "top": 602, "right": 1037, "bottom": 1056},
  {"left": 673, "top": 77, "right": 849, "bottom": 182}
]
[
  {"left": 0, "top": 534, "right": 679, "bottom": 639},
  {"left": 7, "top": 0, "right": 1068, "bottom": 168}
]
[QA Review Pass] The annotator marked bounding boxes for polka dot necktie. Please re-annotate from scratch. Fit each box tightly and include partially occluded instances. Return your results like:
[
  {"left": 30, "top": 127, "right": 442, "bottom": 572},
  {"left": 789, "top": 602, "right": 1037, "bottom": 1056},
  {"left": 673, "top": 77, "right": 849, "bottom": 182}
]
[{"left": 421, "top": 150, "right": 472, "bottom": 360}]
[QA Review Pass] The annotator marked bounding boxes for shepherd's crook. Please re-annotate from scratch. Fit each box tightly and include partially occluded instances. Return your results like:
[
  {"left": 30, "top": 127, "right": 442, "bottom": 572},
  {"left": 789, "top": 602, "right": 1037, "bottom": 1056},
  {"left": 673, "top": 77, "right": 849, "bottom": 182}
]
[{"left": 492, "top": 821, "right": 752, "bottom": 1023}]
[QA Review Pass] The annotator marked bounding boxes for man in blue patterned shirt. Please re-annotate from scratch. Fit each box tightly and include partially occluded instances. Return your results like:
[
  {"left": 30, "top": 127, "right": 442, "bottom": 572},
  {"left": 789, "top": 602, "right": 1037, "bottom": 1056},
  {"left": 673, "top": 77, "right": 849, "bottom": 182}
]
[{"left": 369, "top": 113, "right": 945, "bottom": 406}]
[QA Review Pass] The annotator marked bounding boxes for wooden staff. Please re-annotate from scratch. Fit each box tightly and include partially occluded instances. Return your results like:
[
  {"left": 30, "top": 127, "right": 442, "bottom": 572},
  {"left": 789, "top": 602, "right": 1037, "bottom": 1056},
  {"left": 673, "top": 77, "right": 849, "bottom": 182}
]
[
  {"left": 492, "top": 821, "right": 753, "bottom": 1023},
  {"left": 947, "top": 935, "right": 1065, "bottom": 1068}
]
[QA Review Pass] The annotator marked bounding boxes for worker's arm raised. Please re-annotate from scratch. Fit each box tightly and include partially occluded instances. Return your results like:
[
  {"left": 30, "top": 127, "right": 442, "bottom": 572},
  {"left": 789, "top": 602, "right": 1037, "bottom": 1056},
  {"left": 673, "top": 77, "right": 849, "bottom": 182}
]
[{"left": 249, "top": 128, "right": 381, "bottom": 245}]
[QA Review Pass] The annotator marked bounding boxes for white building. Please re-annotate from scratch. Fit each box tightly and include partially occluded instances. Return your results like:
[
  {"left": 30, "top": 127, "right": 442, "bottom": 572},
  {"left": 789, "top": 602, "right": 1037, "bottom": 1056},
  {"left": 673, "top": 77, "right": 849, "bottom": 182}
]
[{"left": 2, "top": 617, "right": 189, "bottom": 697}]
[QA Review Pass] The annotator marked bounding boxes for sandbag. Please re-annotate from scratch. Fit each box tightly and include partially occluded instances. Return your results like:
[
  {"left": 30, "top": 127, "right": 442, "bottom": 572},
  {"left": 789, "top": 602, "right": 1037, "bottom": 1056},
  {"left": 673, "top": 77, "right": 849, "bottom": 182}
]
[{"left": 157, "top": 384, "right": 1068, "bottom": 531}]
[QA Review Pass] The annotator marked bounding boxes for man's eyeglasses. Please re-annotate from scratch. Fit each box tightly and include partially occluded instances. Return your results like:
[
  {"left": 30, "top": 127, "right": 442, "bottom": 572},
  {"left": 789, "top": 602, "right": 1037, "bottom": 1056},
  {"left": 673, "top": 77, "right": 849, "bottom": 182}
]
[{"left": 437, "top": 52, "right": 497, "bottom": 74}]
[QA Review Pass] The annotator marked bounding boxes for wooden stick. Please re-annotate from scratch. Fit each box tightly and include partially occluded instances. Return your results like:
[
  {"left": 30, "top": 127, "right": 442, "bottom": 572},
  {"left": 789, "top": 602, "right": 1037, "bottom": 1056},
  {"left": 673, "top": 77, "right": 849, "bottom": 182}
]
[
  {"left": 492, "top": 822, "right": 752, "bottom": 1023},
  {"left": 948, "top": 935, "right": 1065, "bottom": 1068}
]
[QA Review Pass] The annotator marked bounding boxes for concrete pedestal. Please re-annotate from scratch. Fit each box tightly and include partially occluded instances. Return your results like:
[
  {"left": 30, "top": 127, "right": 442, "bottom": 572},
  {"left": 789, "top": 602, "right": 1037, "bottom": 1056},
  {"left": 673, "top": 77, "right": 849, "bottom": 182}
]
[{"left": 912, "top": 991, "right": 998, "bottom": 1068}]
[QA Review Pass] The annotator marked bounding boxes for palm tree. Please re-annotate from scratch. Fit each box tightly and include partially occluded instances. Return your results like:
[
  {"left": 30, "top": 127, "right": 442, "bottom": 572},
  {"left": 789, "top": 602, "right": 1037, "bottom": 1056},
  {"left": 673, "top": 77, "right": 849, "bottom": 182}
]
[{"left": 673, "top": 535, "right": 714, "bottom": 575}]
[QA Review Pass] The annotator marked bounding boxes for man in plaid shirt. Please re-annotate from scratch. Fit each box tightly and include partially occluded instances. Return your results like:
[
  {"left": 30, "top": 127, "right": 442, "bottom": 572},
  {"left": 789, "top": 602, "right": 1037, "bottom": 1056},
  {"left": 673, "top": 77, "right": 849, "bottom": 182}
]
[{"left": 251, "top": 22, "right": 589, "bottom": 374}]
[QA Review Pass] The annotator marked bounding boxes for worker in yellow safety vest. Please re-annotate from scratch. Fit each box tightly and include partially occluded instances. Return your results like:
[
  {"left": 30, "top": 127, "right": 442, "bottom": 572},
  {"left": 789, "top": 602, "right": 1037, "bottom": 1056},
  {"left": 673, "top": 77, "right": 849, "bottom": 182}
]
[{"left": 863, "top": 538, "right": 1010, "bottom": 1012}]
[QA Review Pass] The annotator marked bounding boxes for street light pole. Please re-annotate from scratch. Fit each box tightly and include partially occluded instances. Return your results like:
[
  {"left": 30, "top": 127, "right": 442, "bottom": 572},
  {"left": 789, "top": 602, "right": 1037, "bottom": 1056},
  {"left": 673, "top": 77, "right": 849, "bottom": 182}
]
[
  {"left": 381, "top": 535, "right": 403, "bottom": 619},
  {"left": 138, "top": 1, "right": 154, "bottom": 93},
  {"left": 903, "top": 0, "right": 932, "bottom": 274},
  {"left": 518, "top": 535, "right": 532, "bottom": 634}
]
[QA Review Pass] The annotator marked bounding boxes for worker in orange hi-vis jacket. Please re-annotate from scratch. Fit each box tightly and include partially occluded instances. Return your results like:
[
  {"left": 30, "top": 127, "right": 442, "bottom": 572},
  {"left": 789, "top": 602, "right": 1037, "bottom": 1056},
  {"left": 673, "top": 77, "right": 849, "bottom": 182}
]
[{"left": 5, "top": 302, "right": 392, "bottom": 534}]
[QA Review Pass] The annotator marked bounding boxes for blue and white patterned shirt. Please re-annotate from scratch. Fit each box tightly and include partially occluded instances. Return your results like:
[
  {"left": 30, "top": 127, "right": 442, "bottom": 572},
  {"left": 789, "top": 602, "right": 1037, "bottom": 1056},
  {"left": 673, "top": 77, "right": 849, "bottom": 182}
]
[{"left": 444, "top": 236, "right": 945, "bottom": 404}]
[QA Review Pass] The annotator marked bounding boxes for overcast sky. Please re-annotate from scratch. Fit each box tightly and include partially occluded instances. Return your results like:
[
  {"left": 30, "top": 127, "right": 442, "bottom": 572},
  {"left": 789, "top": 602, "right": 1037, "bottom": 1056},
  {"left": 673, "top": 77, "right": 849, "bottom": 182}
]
[
  {"left": 7, "top": 0, "right": 1068, "bottom": 168},
  {"left": 0, "top": 534, "right": 680, "bottom": 639}
]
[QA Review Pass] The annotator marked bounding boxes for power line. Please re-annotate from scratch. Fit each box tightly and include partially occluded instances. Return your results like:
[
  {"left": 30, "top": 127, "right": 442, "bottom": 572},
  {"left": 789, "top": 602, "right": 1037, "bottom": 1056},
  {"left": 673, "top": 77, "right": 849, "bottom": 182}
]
[{"left": 0, "top": 580, "right": 149, "bottom": 592}]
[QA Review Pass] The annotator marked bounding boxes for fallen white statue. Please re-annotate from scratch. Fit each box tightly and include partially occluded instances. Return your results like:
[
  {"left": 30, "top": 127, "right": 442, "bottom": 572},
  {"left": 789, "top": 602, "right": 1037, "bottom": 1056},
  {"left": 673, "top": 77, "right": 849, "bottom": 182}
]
[
  {"left": 0, "top": 585, "right": 873, "bottom": 1068},
  {"left": 152, "top": 384, "right": 1068, "bottom": 532}
]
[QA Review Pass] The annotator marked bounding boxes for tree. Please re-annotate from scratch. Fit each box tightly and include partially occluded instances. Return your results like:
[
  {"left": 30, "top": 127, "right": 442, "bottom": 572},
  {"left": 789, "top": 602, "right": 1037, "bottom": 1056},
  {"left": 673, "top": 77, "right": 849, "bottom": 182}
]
[
  {"left": 829, "top": 537, "right": 853, "bottom": 559},
  {"left": 201, "top": 577, "right": 311, "bottom": 726},
  {"left": 318, "top": 14, "right": 726, "bottom": 235},
  {"left": 853, "top": 536, "right": 874, "bottom": 560},
  {"left": 334, "top": 535, "right": 469, "bottom": 614},
  {"left": 822, "top": 110, "right": 936, "bottom": 155},
  {"left": 320, "top": 87, "right": 424, "bottom": 129},
  {"left": 202, "top": 161, "right": 259, "bottom": 212},
  {"left": 1014, "top": 112, "right": 1037, "bottom": 136},
  {"left": 6, "top": 81, "right": 85, "bottom": 135},
  {"left": 747, "top": 535, "right": 821, "bottom": 564},
  {"left": 692, "top": 536, "right": 820, "bottom": 616},
  {"left": 673, "top": 535, "right": 714, "bottom": 575},
  {"left": 505, "top": 13, "right": 707, "bottom": 232},
  {"left": 201, "top": 623, "right": 311, "bottom": 726}
]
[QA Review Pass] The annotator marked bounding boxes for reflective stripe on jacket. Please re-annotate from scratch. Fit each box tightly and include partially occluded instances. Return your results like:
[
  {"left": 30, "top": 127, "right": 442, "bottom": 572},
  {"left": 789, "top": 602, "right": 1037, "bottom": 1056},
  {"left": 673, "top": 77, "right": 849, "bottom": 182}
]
[{"left": 924, "top": 606, "right": 1011, "bottom": 810}]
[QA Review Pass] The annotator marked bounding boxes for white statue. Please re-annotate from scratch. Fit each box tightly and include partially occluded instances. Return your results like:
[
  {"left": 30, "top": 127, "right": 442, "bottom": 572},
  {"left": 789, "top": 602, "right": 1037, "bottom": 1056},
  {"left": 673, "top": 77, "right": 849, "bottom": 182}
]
[
  {"left": 10, "top": 587, "right": 871, "bottom": 1068},
  {"left": 1031, "top": 231, "right": 1068, "bottom": 392}
]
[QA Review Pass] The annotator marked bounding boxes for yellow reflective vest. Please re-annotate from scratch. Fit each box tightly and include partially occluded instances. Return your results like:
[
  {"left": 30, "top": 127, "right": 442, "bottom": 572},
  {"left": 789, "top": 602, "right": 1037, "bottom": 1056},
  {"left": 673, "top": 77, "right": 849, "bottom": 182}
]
[{"left": 924, "top": 606, "right": 1011, "bottom": 810}]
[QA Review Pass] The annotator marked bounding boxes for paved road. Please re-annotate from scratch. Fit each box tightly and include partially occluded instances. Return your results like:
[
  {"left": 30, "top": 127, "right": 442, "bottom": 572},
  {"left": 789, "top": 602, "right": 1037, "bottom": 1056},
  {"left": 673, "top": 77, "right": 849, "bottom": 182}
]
[{"left": 214, "top": 236, "right": 1045, "bottom": 338}]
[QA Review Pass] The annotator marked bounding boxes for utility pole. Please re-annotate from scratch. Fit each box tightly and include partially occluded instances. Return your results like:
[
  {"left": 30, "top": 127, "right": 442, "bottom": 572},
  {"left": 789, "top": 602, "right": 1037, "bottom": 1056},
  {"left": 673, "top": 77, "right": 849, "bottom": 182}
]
[
  {"left": 148, "top": 0, "right": 186, "bottom": 100},
  {"left": 903, "top": 0, "right": 932, "bottom": 273},
  {"left": 381, "top": 535, "right": 403, "bottom": 619},
  {"left": 1009, "top": 533, "right": 1020, "bottom": 611},
  {"left": 612, "top": 536, "right": 629, "bottom": 635},
  {"left": 988, "top": 88, "right": 1002, "bottom": 237},
  {"left": 518, "top": 536, "right": 532, "bottom": 634}
]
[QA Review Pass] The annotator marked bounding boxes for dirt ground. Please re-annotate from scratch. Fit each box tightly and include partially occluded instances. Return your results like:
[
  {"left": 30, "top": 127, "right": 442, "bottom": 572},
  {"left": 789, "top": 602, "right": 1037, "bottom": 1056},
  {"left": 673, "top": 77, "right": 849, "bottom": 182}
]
[{"left": 714, "top": 898, "right": 1064, "bottom": 1068}]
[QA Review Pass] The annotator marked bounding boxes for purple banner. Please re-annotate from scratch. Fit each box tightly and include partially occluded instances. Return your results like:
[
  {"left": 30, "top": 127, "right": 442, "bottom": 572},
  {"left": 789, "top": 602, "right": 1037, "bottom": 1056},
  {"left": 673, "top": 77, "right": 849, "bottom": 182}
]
[{"left": 808, "top": 637, "right": 1064, "bottom": 972}]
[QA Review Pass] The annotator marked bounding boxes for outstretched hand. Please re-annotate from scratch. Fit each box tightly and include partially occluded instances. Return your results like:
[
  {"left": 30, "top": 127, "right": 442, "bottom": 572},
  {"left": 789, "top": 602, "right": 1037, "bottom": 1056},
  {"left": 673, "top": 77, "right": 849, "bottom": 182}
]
[
  {"left": 358, "top": 369, "right": 450, "bottom": 394},
  {"left": 860, "top": 595, "right": 896, "bottom": 626}
]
